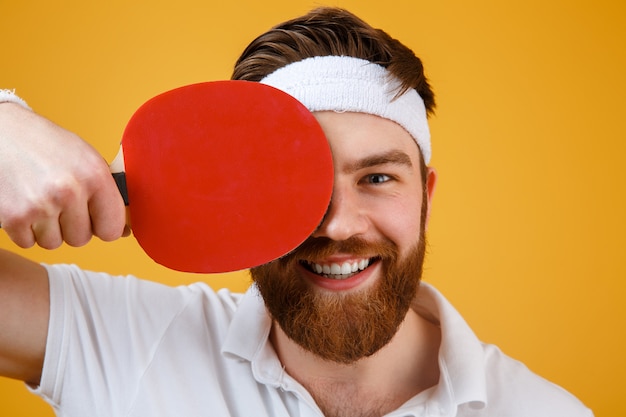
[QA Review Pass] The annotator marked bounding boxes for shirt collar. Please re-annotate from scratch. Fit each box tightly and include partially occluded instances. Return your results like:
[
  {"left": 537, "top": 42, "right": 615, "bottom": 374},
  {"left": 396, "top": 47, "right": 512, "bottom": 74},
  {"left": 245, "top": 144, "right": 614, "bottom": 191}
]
[
  {"left": 222, "top": 282, "right": 488, "bottom": 413},
  {"left": 222, "top": 284, "right": 271, "bottom": 362},
  {"left": 413, "top": 283, "right": 488, "bottom": 413}
]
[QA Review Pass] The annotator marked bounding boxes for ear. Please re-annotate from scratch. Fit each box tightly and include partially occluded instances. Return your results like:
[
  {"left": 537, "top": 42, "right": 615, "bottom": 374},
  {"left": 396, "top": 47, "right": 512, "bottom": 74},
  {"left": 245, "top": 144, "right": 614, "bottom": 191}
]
[{"left": 423, "top": 167, "right": 437, "bottom": 230}]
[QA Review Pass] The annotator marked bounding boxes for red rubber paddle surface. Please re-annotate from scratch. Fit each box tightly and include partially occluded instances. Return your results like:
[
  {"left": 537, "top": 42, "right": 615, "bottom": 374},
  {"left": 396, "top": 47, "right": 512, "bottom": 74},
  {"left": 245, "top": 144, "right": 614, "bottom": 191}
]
[{"left": 121, "top": 81, "right": 333, "bottom": 273}]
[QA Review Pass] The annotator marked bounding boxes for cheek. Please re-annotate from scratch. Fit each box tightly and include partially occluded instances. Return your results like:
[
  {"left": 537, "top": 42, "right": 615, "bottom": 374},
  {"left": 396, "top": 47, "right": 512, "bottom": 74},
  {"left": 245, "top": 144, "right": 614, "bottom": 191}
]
[{"left": 368, "top": 194, "right": 424, "bottom": 252}]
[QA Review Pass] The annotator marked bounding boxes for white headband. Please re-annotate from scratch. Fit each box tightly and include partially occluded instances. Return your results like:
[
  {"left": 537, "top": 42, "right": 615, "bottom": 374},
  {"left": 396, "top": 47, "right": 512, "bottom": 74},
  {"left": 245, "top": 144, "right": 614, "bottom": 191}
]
[{"left": 260, "top": 56, "right": 431, "bottom": 164}]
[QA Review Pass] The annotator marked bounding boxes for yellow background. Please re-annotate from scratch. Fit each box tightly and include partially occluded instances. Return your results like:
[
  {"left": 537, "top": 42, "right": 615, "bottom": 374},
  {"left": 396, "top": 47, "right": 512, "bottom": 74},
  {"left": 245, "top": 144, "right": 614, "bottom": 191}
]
[{"left": 1, "top": 0, "right": 624, "bottom": 415}]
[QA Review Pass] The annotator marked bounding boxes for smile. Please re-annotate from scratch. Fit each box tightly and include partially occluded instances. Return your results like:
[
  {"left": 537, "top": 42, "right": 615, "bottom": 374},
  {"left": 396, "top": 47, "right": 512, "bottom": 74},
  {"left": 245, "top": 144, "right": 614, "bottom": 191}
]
[{"left": 300, "top": 258, "right": 378, "bottom": 280}]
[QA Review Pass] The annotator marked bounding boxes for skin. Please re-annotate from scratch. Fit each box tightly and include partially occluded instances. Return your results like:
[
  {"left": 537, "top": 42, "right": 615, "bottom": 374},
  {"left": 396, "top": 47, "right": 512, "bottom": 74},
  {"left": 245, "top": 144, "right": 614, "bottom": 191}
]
[
  {"left": 268, "top": 111, "right": 440, "bottom": 416},
  {"left": 300, "top": 111, "right": 433, "bottom": 291}
]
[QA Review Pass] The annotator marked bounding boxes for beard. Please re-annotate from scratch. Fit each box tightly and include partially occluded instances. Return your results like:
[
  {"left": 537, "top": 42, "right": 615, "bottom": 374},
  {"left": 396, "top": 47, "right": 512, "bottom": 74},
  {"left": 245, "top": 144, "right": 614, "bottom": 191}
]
[{"left": 250, "top": 227, "right": 426, "bottom": 364}]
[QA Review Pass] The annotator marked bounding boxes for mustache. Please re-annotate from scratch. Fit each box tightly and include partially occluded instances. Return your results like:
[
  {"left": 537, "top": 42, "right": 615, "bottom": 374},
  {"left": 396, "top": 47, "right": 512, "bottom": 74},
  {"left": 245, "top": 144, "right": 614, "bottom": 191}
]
[{"left": 280, "top": 236, "right": 399, "bottom": 264}]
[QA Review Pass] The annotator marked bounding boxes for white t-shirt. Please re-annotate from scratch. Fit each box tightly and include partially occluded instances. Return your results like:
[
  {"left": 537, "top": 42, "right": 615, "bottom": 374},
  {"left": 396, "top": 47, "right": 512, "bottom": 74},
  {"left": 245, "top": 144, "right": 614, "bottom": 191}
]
[{"left": 31, "top": 263, "right": 593, "bottom": 417}]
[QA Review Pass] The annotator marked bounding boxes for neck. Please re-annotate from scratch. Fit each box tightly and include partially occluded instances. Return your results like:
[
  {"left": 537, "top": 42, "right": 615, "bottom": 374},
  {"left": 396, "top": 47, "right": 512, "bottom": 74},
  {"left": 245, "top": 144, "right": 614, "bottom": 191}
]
[{"left": 270, "top": 308, "right": 441, "bottom": 417}]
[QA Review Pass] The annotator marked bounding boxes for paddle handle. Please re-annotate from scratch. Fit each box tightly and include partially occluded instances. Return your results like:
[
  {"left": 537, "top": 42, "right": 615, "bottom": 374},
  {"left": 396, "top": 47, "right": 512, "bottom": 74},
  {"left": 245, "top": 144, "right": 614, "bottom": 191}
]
[
  {"left": 109, "top": 147, "right": 129, "bottom": 206},
  {"left": 112, "top": 172, "right": 129, "bottom": 206}
]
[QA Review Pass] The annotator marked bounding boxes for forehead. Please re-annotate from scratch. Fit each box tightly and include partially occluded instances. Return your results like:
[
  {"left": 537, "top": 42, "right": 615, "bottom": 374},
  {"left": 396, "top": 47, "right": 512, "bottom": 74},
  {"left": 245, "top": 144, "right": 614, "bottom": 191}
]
[{"left": 312, "top": 111, "right": 423, "bottom": 166}]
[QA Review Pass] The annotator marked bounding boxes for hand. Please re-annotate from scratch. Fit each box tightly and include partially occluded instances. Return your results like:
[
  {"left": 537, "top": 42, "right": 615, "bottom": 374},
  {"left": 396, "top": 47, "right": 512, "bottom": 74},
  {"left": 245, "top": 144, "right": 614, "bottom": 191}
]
[{"left": 0, "top": 103, "right": 126, "bottom": 248}]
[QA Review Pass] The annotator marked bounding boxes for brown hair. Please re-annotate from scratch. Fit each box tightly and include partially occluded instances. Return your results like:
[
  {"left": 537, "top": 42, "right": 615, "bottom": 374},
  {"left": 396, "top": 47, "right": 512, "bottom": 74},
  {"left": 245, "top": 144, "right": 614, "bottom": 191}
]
[{"left": 231, "top": 7, "right": 435, "bottom": 116}]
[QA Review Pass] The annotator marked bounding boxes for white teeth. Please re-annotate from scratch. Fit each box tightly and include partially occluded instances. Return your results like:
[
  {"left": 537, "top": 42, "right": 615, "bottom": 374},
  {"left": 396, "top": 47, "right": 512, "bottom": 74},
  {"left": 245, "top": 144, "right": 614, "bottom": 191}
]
[
  {"left": 308, "top": 258, "right": 371, "bottom": 279},
  {"left": 359, "top": 259, "right": 367, "bottom": 270}
]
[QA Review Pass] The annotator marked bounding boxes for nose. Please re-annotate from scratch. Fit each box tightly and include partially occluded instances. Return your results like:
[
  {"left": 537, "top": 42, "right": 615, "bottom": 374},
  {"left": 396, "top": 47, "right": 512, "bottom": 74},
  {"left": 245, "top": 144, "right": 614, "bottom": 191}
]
[{"left": 311, "top": 184, "right": 369, "bottom": 241}]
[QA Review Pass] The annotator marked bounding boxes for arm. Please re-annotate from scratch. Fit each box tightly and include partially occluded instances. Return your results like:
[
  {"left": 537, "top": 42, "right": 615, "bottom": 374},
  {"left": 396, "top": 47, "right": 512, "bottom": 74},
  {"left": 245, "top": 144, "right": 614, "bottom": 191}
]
[
  {"left": 0, "top": 249, "right": 48, "bottom": 385},
  {"left": 0, "top": 99, "right": 127, "bottom": 384}
]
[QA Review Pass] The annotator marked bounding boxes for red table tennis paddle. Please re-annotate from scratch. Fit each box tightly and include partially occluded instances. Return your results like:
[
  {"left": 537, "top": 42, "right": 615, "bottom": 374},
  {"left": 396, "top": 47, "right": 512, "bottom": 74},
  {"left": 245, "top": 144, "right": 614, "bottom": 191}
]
[{"left": 114, "top": 81, "right": 333, "bottom": 273}]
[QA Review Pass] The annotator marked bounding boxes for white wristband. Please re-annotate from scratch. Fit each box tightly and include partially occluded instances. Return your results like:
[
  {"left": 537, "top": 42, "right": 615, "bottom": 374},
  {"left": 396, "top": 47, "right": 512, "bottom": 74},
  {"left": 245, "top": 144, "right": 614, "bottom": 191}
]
[{"left": 0, "top": 89, "right": 31, "bottom": 110}]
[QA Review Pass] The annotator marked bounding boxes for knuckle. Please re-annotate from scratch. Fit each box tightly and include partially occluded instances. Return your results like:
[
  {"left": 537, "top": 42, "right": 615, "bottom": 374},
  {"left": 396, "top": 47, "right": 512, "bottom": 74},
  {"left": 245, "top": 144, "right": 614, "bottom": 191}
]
[
  {"left": 1, "top": 205, "right": 39, "bottom": 230},
  {"left": 48, "top": 176, "right": 81, "bottom": 205},
  {"left": 79, "top": 154, "right": 111, "bottom": 187}
]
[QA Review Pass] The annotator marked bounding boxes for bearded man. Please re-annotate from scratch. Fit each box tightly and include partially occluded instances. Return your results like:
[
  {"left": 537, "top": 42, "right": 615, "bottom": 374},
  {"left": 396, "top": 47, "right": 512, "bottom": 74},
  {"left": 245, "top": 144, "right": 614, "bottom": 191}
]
[{"left": 0, "top": 6, "right": 592, "bottom": 417}]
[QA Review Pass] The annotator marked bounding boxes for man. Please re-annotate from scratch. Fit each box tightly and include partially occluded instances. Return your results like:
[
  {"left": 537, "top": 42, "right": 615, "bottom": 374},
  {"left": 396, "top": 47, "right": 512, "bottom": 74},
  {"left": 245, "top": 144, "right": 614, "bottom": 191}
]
[{"left": 0, "top": 7, "right": 592, "bottom": 417}]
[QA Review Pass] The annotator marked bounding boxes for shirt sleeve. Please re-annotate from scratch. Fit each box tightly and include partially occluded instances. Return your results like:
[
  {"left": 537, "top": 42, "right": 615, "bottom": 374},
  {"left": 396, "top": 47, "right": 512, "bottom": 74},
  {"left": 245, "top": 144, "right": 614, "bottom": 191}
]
[{"left": 30, "top": 263, "right": 193, "bottom": 416}]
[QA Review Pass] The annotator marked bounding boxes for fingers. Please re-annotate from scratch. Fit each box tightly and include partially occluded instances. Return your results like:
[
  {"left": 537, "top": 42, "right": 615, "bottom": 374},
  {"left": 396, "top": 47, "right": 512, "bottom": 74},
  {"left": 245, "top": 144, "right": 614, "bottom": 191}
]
[
  {"left": 1, "top": 179, "right": 127, "bottom": 248},
  {"left": 59, "top": 200, "right": 96, "bottom": 247},
  {"left": 2, "top": 210, "right": 63, "bottom": 250},
  {"left": 88, "top": 177, "right": 127, "bottom": 242},
  {"left": 1, "top": 222, "right": 37, "bottom": 250},
  {"left": 1, "top": 188, "right": 97, "bottom": 249},
  {"left": 32, "top": 218, "right": 64, "bottom": 249}
]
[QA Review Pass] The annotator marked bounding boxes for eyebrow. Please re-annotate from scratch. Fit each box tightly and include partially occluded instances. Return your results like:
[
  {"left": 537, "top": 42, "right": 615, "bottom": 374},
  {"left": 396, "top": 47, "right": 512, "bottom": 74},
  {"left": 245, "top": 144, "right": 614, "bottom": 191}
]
[{"left": 342, "top": 150, "right": 414, "bottom": 174}]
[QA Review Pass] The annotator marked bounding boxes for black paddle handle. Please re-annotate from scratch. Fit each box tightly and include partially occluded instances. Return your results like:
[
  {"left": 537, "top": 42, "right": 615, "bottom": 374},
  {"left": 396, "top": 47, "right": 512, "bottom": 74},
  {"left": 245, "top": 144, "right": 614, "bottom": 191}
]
[{"left": 112, "top": 172, "right": 129, "bottom": 206}]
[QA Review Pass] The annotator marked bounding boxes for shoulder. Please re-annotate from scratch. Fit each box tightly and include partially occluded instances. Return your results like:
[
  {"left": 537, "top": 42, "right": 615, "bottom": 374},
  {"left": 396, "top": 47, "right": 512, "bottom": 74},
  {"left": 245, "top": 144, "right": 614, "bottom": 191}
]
[
  {"left": 416, "top": 283, "right": 592, "bottom": 416},
  {"left": 474, "top": 343, "right": 593, "bottom": 416},
  {"left": 43, "top": 263, "right": 247, "bottom": 321}
]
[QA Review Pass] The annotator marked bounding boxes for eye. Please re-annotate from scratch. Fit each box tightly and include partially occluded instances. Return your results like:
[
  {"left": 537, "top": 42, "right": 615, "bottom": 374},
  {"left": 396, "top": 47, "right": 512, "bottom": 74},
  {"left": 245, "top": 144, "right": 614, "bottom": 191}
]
[{"left": 365, "top": 173, "right": 392, "bottom": 185}]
